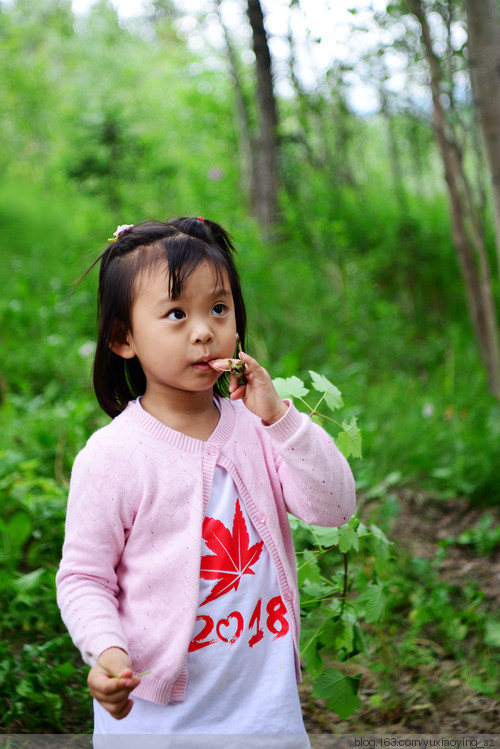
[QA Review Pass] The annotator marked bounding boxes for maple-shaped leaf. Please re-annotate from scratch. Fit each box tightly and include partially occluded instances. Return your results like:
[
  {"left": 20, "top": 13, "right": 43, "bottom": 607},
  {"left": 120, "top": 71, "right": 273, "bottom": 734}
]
[{"left": 199, "top": 499, "right": 263, "bottom": 606}]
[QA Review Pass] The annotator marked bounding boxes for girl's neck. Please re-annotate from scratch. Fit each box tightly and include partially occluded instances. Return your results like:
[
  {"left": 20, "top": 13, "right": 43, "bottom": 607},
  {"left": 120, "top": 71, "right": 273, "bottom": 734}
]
[{"left": 139, "top": 387, "right": 220, "bottom": 441}]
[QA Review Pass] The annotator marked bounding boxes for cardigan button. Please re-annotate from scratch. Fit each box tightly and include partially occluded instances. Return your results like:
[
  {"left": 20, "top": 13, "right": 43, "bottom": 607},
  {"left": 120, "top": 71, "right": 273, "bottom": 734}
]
[
  {"left": 283, "top": 588, "right": 294, "bottom": 601},
  {"left": 206, "top": 446, "right": 218, "bottom": 458},
  {"left": 256, "top": 512, "right": 266, "bottom": 524}
]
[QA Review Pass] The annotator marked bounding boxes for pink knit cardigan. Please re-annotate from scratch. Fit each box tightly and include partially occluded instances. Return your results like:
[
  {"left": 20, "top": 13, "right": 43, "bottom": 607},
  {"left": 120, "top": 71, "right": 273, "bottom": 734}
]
[{"left": 56, "top": 397, "right": 355, "bottom": 705}]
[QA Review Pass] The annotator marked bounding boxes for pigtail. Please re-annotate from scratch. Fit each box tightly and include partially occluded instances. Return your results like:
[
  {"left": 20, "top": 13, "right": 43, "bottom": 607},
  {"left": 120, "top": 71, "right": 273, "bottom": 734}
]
[{"left": 169, "top": 217, "right": 236, "bottom": 258}]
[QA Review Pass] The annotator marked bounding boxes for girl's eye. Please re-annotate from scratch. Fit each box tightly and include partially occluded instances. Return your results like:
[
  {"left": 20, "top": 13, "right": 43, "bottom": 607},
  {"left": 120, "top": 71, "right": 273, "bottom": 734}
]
[
  {"left": 166, "top": 309, "right": 185, "bottom": 321},
  {"left": 212, "top": 303, "right": 227, "bottom": 316}
]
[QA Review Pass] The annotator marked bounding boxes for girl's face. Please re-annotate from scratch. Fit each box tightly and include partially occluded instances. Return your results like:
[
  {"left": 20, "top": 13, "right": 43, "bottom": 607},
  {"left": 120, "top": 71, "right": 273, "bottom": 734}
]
[{"left": 112, "top": 260, "right": 237, "bottom": 405}]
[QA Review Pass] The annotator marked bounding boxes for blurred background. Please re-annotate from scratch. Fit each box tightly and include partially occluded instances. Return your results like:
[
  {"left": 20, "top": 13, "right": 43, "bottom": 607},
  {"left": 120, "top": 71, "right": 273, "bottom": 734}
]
[{"left": 1, "top": 0, "right": 499, "bottom": 734}]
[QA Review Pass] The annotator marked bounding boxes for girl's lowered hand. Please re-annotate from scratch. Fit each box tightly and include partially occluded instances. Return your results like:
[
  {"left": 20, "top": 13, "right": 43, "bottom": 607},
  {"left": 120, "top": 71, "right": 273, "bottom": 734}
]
[
  {"left": 87, "top": 647, "right": 141, "bottom": 720},
  {"left": 227, "top": 351, "right": 288, "bottom": 425}
]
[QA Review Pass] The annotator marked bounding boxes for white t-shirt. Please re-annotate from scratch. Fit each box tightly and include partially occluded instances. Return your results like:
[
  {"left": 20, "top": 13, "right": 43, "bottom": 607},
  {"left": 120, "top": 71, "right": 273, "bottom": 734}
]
[{"left": 94, "top": 468, "right": 308, "bottom": 743}]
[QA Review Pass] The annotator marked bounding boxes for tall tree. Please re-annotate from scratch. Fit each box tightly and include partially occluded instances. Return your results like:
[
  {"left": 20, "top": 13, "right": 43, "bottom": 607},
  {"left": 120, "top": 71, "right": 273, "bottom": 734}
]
[
  {"left": 215, "top": 0, "right": 253, "bottom": 196},
  {"left": 404, "top": 0, "right": 500, "bottom": 401},
  {"left": 246, "top": 0, "right": 279, "bottom": 229},
  {"left": 463, "top": 0, "right": 500, "bottom": 276}
]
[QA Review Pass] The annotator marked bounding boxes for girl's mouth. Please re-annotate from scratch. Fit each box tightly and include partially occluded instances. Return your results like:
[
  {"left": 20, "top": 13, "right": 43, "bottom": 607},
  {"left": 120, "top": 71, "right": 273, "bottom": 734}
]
[{"left": 192, "top": 358, "right": 217, "bottom": 371}]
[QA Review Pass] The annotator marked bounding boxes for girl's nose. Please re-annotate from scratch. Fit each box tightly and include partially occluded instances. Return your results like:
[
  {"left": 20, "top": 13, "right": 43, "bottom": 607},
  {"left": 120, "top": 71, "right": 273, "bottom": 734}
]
[{"left": 192, "top": 321, "right": 214, "bottom": 344}]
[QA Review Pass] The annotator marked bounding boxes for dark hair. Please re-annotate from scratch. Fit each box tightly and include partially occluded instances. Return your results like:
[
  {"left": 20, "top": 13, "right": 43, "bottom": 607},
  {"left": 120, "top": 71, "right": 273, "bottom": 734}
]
[{"left": 91, "top": 217, "right": 247, "bottom": 418}]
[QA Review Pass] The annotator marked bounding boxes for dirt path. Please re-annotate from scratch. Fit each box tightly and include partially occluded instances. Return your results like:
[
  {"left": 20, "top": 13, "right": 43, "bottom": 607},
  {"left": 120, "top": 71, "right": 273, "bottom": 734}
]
[{"left": 299, "top": 492, "right": 500, "bottom": 735}]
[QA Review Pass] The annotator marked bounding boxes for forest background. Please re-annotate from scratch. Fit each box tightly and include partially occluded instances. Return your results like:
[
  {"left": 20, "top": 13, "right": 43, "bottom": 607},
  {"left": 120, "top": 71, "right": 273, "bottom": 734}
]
[{"left": 1, "top": 0, "right": 500, "bottom": 736}]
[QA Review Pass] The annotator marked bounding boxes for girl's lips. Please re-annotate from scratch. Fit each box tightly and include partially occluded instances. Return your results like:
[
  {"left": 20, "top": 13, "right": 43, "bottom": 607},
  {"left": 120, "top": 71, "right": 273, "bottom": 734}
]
[{"left": 192, "top": 360, "right": 214, "bottom": 371}]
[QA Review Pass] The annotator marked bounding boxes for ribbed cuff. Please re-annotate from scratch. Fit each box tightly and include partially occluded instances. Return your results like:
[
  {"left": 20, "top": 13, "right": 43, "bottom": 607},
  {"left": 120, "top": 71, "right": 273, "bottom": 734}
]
[
  {"left": 263, "top": 400, "right": 304, "bottom": 442},
  {"left": 84, "top": 633, "right": 129, "bottom": 666}
]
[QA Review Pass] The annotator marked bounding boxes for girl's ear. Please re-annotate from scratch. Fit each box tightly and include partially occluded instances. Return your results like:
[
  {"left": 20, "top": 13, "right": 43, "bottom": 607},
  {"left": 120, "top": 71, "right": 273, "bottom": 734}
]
[{"left": 109, "top": 320, "right": 136, "bottom": 360}]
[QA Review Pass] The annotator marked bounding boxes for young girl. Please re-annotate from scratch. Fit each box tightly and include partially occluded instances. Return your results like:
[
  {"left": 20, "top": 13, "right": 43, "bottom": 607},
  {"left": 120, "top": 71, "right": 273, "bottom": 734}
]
[{"left": 56, "top": 217, "right": 355, "bottom": 744}]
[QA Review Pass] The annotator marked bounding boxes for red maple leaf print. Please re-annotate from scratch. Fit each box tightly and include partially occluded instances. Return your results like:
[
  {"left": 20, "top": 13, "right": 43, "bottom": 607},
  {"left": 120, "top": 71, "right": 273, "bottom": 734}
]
[{"left": 199, "top": 498, "right": 264, "bottom": 606}]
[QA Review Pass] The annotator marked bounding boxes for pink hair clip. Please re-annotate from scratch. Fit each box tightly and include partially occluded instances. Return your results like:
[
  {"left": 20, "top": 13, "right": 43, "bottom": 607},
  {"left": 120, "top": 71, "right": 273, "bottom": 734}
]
[{"left": 107, "top": 224, "right": 134, "bottom": 242}]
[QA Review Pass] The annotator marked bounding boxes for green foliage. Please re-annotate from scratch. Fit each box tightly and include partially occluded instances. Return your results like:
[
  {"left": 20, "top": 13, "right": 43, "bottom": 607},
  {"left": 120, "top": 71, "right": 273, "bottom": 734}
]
[
  {"left": 312, "top": 668, "right": 361, "bottom": 720},
  {"left": 291, "top": 512, "right": 393, "bottom": 718},
  {"left": 275, "top": 371, "right": 382, "bottom": 720},
  {"left": 447, "top": 514, "right": 500, "bottom": 556},
  {"left": 0, "top": 636, "right": 90, "bottom": 731},
  {"left": 273, "top": 371, "right": 361, "bottom": 459}
]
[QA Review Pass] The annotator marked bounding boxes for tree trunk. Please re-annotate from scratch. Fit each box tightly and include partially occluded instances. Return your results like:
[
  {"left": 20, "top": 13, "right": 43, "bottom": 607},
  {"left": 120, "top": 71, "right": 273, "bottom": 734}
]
[
  {"left": 215, "top": 0, "right": 253, "bottom": 197},
  {"left": 463, "top": 0, "right": 500, "bottom": 276},
  {"left": 379, "top": 82, "right": 408, "bottom": 215},
  {"left": 407, "top": 0, "right": 500, "bottom": 400},
  {"left": 246, "top": 0, "right": 279, "bottom": 229}
]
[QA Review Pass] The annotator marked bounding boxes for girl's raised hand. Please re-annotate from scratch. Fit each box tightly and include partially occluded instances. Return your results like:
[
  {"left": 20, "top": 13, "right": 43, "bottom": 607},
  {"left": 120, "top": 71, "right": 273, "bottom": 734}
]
[
  {"left": 212, "top": 351, "right": 288, "bottom": 425},
  {"left": 87, "top": 647, "right": 141, "bottom": 720}
]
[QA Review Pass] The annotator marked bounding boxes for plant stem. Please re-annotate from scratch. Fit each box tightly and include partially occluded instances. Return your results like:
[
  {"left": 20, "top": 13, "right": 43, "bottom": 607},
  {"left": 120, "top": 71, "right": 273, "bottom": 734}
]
[{"left": 342, "top": 553, "right": 349, "bottom": 609}]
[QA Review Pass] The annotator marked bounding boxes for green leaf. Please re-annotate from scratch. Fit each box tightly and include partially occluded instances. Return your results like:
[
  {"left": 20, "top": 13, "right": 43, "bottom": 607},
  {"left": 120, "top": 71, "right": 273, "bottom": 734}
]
[
  {"left": 469, "top": 677, "right": 497, "bottom": 696},
  {"left": 369, "top": 523, "right": 392, "bottom": 546},
  {"left": 302, "top": 580, "right": 336, "bottom": 600},
  {"left": 324, "top": 610, "right": 356, "bottom": 654},
  {"left": 336, "top": 416, "right": 362, "bottom": 459},
  {"left": 369, "top": 523, "right": 393, "bottom": 560},
  {"left": 485, "top": 620, "right": 500, "bottom": 648},
  {"left": 273, "top": 376, "right": 309, "bottom": 400},
  {"left": 297, "top": 550, "right": 322, "bottom": 587},
  {"left": 0, "top": 510, "right": 32, "bottom": 563},
  {"left": 338, "top": 524, "right": 359, "bottom": 553},
  {"left": 323, "top": 618, "right": 348, "bottom": 651},
  {"left": 300, "top": 610, "right": 327, "bottom": 677},
  {"left": 355, "top": 520, "right": 370, "bottom": 537},
  {"left": 54, "top": 661, "right": 76, "bottom": 679},
  {"left": 310, "top": 525, "right": 339, "bottom": 548},
  {"left": 12, "top": 568, "right": 46, "bottom": 594},
  {"left": 353, "top": 622, "right": 369, "bottom": 656},
  {"left": 358, "top": 582, "right": 386, "bottom": 623},
  {"left": 309, "top": 371, "right": 343, "bottom": 411},
  {"left": 312, "top": 668, "right": 361, "bottom": 719}
]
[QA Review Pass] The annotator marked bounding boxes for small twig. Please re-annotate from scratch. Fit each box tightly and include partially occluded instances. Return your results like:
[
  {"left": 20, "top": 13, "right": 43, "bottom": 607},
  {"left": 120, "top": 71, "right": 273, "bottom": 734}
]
[
  {"left": 296, "top": 545, "right": 337, "bottom": 570},
  {"left": 96, "top": 660, "right": 121, "bottom": 678}
]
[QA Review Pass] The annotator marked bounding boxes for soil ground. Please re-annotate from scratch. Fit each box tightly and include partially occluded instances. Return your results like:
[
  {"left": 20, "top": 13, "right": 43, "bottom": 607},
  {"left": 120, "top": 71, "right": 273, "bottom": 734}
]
[{"left": 299, "top": 492, "right": 500, "bottom": 736}]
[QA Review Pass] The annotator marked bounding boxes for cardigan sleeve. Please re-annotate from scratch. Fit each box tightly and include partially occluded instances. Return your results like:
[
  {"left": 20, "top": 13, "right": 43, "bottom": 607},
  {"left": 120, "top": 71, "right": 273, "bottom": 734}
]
[
  {"left": 55, "top": 442, "right": 131, "bottom": 664},
  {"left": 263, "top": 401, "right": 356, "bottom": 527}
]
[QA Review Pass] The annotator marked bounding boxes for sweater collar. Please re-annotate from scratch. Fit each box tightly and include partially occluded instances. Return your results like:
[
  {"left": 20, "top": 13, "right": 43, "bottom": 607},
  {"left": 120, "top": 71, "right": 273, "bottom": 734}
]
[{"left": 122, "top": 396, "right": 236, "bottom": 454}]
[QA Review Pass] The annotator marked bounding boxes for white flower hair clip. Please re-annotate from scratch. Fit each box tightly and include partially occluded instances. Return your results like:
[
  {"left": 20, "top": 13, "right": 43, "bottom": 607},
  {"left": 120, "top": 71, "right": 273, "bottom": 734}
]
[{"left": 108, "top": 224, "right": 134, "bottom": 242}]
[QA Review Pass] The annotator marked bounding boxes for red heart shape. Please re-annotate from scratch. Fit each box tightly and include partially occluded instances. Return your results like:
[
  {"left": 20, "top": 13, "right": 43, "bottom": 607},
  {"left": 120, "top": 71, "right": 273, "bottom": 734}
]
[{"left": 216, "top": 611, "right": 244, "bottom": 644}]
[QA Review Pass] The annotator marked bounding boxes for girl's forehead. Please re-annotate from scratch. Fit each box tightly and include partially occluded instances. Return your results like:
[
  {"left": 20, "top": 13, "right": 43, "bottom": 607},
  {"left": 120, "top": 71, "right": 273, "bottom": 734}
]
[{"left": 134, "top": 258, "right": 231, "bottom": 298}]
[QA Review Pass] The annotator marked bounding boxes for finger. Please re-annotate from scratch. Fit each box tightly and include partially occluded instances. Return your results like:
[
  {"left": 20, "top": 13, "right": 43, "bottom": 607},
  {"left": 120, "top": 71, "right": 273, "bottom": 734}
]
[
  {"left": 100, "top": 695, "right": 135, "bottom": 720},
  {"left": 238, "top": 350, "right": 258, "bottom": 368},
  {"left": 89, "top": 672, "right": 140, "bottom": 702},
  {"left": 110, "top": 697, "right": 135, "bottom": 720},
  {"left": 208, "top": 358, "right": 232, "bottom": 372},
  {"left": 95, "top": 675, "right": 134, "bottom": 694},
  {"left": 229, "top": 383, "right": 246, "bottom": 401},
  {"left": 237, "top": 351, "right": 266, "bottom": 380},
  {"left": 110, "top": 667, "right": 134, "bottom": 681},
  {"left": 116, "top": 698, "right": 134, "bottom": 720}
]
